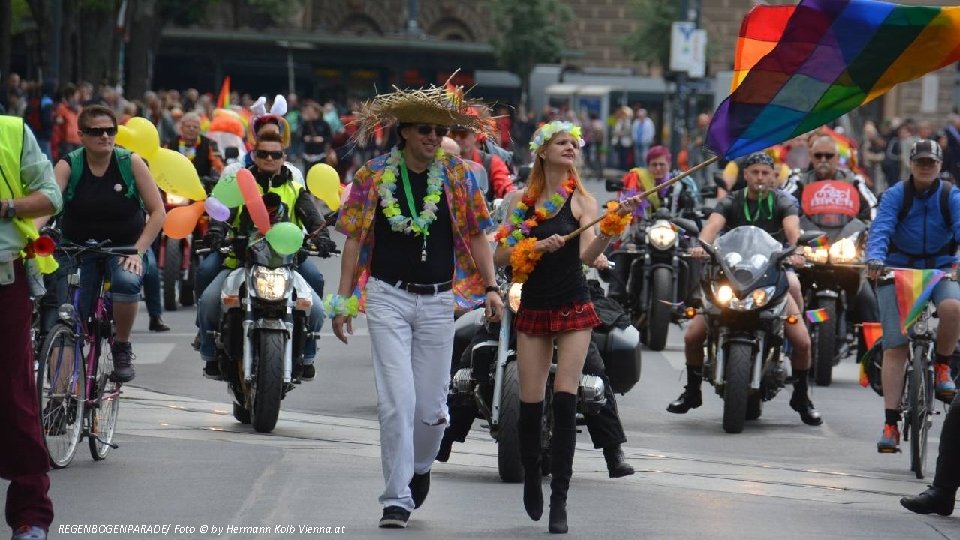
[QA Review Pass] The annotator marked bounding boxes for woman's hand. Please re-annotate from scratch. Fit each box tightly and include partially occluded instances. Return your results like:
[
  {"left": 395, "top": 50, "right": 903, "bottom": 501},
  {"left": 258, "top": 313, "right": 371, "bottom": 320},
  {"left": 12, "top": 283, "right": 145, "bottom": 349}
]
[
  {"left": 618, "top": 197, "right": 639, "bottom": 216},
  {"left": 121, "top": 254, "right": 144, "bottom": 276},
  {"left": 536, "top": 234, "right": 565, "bottom": 253}
]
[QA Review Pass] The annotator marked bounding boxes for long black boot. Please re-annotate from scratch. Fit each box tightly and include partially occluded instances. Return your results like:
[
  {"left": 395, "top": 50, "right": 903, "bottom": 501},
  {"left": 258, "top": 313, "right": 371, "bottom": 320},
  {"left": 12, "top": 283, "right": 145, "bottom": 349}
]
[
  {"left": 518, "top": 400, "right": 544, "bottom": 521},
  {"left": 549, "top": 392, "right": 577, "bottom": 534}
]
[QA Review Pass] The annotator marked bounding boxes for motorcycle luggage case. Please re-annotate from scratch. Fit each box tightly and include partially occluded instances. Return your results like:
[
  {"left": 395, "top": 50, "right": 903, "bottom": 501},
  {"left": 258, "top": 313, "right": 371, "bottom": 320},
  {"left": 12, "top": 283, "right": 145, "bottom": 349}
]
[{"left": 594, "top": 325, "right": 642, "bottom": 394}]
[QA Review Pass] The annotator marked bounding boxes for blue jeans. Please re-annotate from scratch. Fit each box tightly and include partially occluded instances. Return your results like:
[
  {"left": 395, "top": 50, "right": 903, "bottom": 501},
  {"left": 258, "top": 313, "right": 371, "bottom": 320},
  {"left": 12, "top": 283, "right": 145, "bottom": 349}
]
[
  {"left": 198, "top": 268, "right": 324, "bottom": 365},
  {"left": 77, "top": 254, "right": 143, "bottom": 319},
  {"left": 878, "top": 279, "right": 960, "bottom": 349},
  {"left": 142, "top": 248, "right": 162, "bottom": 318},
  {"left": 197, "top": 252, "right": 325, "bottom": 298}
]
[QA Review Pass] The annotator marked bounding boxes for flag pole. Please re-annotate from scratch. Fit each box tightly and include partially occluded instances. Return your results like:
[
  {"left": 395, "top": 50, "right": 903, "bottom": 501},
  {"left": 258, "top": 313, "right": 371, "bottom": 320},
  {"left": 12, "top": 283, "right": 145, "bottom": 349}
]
[{"left": 563, "top": 155, "right": 719, "bottom": 242}]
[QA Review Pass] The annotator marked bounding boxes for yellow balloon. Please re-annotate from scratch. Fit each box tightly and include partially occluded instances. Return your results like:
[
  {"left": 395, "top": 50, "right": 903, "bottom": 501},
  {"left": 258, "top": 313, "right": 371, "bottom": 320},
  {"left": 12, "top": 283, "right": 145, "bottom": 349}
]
[
  {"left": 116, "top": 117, "right": 160, "bottom": 160},
  {"left": 149, "top": 148, "right": 206, "bottom": 200},
  {"left": 307, "top": 163, "right": 342, "bottom": 211}
]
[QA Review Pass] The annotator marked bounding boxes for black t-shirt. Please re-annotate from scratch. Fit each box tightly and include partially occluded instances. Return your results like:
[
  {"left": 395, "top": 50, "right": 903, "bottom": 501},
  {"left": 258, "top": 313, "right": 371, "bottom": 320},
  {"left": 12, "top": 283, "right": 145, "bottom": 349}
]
[
  {"left": 370, "top": 167, "right": 454, "bottom": 285},
  {"left": 59, "top": 152, "right": 145, "bottom": 246},
  {"left": 714, "top": 189, "right": 797, "bottom": 243},
  {"left": 301, "top": 119, "right": 332, "bottom": 156}
]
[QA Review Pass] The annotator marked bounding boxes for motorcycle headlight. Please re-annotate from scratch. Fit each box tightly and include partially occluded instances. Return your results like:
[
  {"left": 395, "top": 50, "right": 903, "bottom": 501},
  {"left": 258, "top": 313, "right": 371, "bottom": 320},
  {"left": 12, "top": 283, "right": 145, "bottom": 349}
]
[
  {"left": 829, "top": 237, "right": 859, "bottom": 263},
  {"left": 165, "top": 193, "right": 191, "bottom": 206},
  {"left": 713, "top": 284, "right": 734, "bottom": 305},
  {"left": 751, "top": 286, "right": 776, "bottom": 308},
  {"left": 508, "top": 283, "right": 523, "bottom": 313},
  {"left": 251, "top": 267, "right": 290, "bottom": 301},
  {"left": 647, "top": 223, "right": 677, "bottom": 250},
  {"left": 803, "top": 246, "right": 829, "bottom": 264}
]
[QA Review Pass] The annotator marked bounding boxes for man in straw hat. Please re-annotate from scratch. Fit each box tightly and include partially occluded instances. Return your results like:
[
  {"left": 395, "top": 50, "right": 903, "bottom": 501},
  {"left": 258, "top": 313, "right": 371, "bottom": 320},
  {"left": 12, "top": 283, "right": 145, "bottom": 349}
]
[{"left": 330, "top": 80, "right": 504, "bottom": 528}]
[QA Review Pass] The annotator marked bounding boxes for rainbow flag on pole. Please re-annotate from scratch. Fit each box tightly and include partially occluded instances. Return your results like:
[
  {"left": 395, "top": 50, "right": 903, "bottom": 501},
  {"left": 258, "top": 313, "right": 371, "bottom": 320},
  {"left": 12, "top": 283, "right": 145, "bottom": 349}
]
[
  {"left": 894, "top": 269, "right": 946, "bottom": 333},
  {"left": 708, "top": 0, "right": 960, "bottom": 159},
  {"left": 805, "top": 308, "right": 830, "bottom": 323}
]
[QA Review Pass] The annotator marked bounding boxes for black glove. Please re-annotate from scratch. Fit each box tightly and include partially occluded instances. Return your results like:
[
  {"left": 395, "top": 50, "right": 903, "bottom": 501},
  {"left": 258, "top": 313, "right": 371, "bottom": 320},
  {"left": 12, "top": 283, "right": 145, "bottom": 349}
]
[
  {"left": 203, "top": 230, "right": 224, "bottom": 251},
  {"left": 310, "top": 228, "right": 338, "bottom": 257}
]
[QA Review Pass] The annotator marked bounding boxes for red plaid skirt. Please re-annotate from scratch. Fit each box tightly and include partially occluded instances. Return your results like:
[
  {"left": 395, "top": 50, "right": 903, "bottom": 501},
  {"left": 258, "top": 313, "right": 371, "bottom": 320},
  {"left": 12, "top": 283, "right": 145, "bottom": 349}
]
[{"left": 515, "top": 301, "right": 601, "bottom": 336}]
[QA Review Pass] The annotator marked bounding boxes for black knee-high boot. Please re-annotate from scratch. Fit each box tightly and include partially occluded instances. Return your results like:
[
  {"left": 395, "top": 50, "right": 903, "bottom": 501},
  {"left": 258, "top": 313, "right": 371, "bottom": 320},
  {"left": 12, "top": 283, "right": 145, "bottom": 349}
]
[
  {"left": 550, "top": 392, "right": 577, "bottom": 534},
  {"left": 519, "top": 400, "right": 544, "bottom": 521}
]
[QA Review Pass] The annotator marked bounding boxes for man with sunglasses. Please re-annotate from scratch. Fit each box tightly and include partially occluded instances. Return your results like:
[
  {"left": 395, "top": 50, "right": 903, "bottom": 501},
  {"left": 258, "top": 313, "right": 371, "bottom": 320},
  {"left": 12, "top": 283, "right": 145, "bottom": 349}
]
[
  {"left": 783, "top": 136, "right": 876, "bottom": 223},
  {"left": 0, "top": 114, "right": 61, "bottom": 540},
  {"left": 331, "top": 85, "right": 503, "bottom": 528},
  {"left": 197, "top": 132, "right": 335, "bottom": 381},
  {"left": 450, "top": 122, "right": 515, "bottom": 202}
]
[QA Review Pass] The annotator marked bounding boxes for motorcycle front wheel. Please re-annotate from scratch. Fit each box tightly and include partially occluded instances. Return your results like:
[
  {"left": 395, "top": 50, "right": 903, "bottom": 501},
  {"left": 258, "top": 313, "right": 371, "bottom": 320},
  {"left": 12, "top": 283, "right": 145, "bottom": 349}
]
[
  {"left": 162, "top": 238, "right": 182, "bottom": 311},
  {"left": 497, "top": 361, "right": 523, "bottom": 483},
  {"left": 722, "top": 343, "right": 753, "bottom": 434},
  {"left": 251, "top": 331, "right": 285, "bottom": 433},
  {"left": 811, "top": 299, "right": 838, "bottom": 386},
  {"left": 645, "top": 267, "right": 673, "bottom": 352}
]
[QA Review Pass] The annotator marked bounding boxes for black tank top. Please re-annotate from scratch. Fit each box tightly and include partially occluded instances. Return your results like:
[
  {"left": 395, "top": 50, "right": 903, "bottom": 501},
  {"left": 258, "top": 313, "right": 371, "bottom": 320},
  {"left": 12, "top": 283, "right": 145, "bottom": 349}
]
[
  {"left": 519, "top": 194, "right": 589, "bottom": 309},
  {"left": 60, "top": 152, "right": 145, "bottom": 246}
]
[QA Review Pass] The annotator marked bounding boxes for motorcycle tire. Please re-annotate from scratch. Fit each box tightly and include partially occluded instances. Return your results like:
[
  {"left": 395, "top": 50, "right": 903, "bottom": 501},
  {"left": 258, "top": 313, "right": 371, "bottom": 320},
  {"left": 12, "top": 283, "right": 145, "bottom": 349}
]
[
  {"left": 644, "top": 267, "right": 673, "bottom": 352},
  {"left": 180, "top": 253, "right": 197, "bottom": 307},
  {"left": 497, "top": 362, "right": 524, "bottom": 483},
  {"left": 232, "top": 401, "right": 251, "bottom": 424},
  {"left": 163, "top": 238, "right": 182, "bottom": 312},
  {"left": 251, "top": 331, "right": 285, "bottom": 433},
  {"left": 722, "top": 343, "right": 753, "bottom": 434},
  {"left": 812, "top": 299, "right": 837, "bottom": 387}
]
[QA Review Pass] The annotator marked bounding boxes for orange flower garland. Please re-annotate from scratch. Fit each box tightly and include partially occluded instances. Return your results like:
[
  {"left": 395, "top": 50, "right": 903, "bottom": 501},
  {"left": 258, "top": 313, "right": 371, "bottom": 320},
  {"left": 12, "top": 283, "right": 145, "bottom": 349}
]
[
  {"left": 509, "top": 238, "right": 543, "bottom": 284},
  {"left": 598, "top": 201, "right": 633, "bottom": 237}
]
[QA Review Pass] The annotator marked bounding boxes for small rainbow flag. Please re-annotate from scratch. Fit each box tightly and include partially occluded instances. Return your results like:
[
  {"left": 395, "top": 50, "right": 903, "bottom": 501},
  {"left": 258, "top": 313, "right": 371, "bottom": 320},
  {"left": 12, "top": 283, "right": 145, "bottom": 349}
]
[
  {"left": 216, "top": 76, "right": 231, "bottom": 109},
  {"left": 810, "top": 235, "right": 829, "bottom": 249},
  {"left": 708, "top": 0, "right": 960, "bottom": 159},
  {"left": 895, "top": 269, "right": 946, "bottom": 333},
  {"left": 805, "top": 308, "right": 830, "bottom": 323}
]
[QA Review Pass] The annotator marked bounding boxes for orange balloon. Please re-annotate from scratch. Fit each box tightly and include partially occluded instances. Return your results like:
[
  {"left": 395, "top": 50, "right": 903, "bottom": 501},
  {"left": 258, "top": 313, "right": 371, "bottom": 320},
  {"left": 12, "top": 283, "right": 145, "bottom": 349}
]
[
  {"left": 236, "top": 169, "right": 271, "bottom": 235},
  {"left": 163, "top": 201, "right": 206, "bottom": 239}
]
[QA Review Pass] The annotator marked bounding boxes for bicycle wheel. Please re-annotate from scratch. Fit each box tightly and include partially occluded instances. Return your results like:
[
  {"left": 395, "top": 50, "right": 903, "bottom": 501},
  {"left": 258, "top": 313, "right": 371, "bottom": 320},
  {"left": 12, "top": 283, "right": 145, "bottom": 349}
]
[
  {"left": 88, "top": 336, "right": 121, "bottom": 461},
  {"left": 37, "top": 323, "right": 85, "bottom": 469},
  {"left": 909, "top": 343, "right": 932, "bottom": 478}
]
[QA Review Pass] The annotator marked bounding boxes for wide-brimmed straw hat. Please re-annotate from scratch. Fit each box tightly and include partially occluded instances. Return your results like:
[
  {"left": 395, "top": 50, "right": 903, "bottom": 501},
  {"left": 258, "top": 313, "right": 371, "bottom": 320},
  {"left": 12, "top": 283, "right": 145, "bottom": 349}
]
[{"left": 353, "top": 75, "right": 493, "bottom": 145}]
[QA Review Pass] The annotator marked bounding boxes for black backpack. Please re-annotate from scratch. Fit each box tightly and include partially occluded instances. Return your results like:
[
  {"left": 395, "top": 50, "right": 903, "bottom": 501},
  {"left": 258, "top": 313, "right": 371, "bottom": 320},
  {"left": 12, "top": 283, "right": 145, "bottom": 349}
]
[{"left": 897, "top": 177, "right": 953, "bottom": 226}]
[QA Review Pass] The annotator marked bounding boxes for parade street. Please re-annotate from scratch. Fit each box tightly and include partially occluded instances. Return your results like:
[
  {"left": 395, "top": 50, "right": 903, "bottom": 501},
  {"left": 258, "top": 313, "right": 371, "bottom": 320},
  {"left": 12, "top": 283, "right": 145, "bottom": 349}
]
[{"left": 0, "top": 178, "right": 957, "bottom": 540}]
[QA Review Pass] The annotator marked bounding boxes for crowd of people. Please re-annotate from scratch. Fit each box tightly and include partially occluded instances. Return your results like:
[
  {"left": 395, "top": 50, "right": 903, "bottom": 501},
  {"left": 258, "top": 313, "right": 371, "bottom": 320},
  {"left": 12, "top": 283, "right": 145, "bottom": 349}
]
[{"left": 8, "top": 65, "right": 960, "bottom": 540}]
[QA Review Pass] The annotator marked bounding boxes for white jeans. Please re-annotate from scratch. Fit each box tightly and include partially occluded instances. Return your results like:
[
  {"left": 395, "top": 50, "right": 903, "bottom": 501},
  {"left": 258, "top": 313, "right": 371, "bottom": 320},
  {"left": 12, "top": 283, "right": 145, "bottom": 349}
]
[{"left": 365, "top": 277, "right": 455, "bottom": 511}]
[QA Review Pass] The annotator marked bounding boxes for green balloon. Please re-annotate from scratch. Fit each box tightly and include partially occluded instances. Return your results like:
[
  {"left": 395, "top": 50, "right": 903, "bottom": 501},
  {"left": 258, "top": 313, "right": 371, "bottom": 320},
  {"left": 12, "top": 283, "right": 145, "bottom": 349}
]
[
  {"left": 265, "top": 222, "right": 305, "bottom": 255},
  {"left": 212, "top": 174, "right": 245, "bottom": 208}
]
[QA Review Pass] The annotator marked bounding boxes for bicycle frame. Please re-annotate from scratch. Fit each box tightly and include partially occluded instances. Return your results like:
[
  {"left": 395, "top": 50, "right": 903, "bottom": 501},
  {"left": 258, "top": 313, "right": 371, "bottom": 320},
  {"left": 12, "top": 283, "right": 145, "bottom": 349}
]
[{"left": 901, "top": 305, "right": 936, "bottom": 478}]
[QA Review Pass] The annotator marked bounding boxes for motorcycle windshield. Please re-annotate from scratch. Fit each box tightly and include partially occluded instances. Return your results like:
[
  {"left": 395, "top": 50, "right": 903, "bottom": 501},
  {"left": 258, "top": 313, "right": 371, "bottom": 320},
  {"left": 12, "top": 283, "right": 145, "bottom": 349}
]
[
  {"left": 714, "top": 226, "right": 782, "bottom": 291},
  {"left": 247, "top": 233, "right": 297, "bottom": 268}
]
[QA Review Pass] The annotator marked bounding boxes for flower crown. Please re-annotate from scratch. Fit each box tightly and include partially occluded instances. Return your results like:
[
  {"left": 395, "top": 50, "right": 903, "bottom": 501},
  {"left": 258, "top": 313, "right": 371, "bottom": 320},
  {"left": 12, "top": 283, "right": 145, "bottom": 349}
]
[{"left": 529, "top": 121, "right": 584, "bottom": 153}]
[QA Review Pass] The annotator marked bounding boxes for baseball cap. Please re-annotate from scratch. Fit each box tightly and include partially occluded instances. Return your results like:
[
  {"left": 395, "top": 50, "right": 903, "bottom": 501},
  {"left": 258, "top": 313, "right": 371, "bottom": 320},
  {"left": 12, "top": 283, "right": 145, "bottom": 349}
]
[{"left": 910, "top": 139, "right": 942, "bottom": 162}]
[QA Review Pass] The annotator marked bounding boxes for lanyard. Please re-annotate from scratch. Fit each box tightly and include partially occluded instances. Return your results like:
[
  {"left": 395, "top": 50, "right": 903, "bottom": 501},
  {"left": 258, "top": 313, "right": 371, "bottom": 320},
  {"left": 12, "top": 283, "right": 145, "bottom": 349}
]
[{"left": 743, "top": 192, "right": 773, "bottom": 222}]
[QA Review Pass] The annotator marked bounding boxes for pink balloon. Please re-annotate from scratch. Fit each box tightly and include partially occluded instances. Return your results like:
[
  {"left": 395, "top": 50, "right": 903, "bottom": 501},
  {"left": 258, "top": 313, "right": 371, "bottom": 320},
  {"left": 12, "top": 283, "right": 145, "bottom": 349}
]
[
  {"left": 204, "top": 196, "right": 231, "bottom": 222},
  {"left": 236, "top": 169, "right": 271, "bottom": 235}
]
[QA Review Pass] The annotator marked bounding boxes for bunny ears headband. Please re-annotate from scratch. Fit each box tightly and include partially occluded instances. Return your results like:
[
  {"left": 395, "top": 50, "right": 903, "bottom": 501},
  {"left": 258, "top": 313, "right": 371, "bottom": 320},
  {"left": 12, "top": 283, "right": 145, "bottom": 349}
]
[{"left": 249, "top": 94, "right": 291, "bottom": 148}]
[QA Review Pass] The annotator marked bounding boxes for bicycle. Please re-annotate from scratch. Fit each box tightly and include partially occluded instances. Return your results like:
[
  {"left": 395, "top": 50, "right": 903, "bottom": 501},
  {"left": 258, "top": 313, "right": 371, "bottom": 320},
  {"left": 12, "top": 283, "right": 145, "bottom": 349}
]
[{"left": 35, "top": 239, "right": 137, "bottom": 468}]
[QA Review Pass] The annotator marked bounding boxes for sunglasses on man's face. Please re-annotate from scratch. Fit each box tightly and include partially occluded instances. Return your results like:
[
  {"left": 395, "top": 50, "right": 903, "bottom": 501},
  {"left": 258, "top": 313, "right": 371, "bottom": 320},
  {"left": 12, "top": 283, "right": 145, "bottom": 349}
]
[
  {"left": 81, "top": 126, "right": 118, "bottom": 137},
  {"left": 255, "top": 150, "right": 284, "bottom": 160},
  {"left": 414, "top": 124, "right": 448, "bottom": 137},
  {"left": 813, "top": 152, "right": 836, "bottom": 160}
]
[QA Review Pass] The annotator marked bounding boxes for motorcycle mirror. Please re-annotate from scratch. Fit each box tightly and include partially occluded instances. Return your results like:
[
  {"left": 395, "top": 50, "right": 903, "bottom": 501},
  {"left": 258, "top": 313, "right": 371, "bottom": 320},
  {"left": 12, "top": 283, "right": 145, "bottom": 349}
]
[
  {"left": 605, "top": 179, "right": 625, "bottom": 192},
  {"left": 672, "top": 217, "right": 700, "bottom": 237}
]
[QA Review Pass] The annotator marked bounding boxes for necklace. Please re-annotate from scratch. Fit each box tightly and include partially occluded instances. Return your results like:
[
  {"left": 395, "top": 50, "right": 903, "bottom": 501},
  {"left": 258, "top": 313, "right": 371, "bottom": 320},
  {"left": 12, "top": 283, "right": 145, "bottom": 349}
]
[
  {"left": 495, "top": 176, "right": 577, "bottom": 247},
  {"left": 743, "top": 192, "right": 774, "bottom": 222},
  {"left": 178, "top": 138, "right": 197, "bottom": 161},
  {"left": 377, "top": 147, "right": 444, "bottom": 261}
]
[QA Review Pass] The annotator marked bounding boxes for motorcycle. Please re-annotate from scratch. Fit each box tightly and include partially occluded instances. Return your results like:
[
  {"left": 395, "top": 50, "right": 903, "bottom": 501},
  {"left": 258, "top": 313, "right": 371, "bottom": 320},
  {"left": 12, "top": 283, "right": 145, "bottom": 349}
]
[
  {"left": 449, "top": 277, "right": 641, "bottom": 482},
  {"left": 696, "top": 226, "right": 817, "bottom": 433},
  {"left": 160, "top": 175, "right": 218, "bottom": 311},
  {"left": 797, "top": 215, "right": 868, "bottom": 386},
  {"left": 207, "top": 231, "right": 336, "bottom": 433},
  {"left": 603, "top": 205, "right": 701, "bottom": 351}
]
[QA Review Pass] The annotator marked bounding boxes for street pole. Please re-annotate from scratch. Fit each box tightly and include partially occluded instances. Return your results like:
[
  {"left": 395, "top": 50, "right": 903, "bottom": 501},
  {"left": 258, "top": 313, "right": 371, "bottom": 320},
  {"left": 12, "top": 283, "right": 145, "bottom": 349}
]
[
  {"left": 50, "top": 0, "right": 62, "bottom": 86},
  {"left": 670, "top": 0, "right": 690, "bottom": 163}
]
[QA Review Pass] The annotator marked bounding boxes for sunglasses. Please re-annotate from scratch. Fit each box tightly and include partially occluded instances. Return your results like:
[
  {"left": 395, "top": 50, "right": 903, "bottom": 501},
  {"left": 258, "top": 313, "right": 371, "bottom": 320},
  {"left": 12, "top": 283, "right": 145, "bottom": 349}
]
[
  {"left": 81, "top": 126, "right": 118, "bottom": 137},
  {"left": 414, "top": 124, "right": 448, "bottom": 137},
  {"left": 813, "top": 152, "right": 836, "bottom": 160},
  {"left": 255, "top": 150, "right": 284, "bottom": 160}
]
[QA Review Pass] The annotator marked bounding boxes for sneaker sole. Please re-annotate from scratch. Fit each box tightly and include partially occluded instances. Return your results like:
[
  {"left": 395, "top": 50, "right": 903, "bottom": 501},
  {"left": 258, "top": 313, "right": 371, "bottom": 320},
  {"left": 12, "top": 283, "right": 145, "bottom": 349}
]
[
  {"left": 378, "top": 519, "right": 408, "bottom": 529},
  {"left": 877, "top": 445, "right": 901, "bottom": 454}
]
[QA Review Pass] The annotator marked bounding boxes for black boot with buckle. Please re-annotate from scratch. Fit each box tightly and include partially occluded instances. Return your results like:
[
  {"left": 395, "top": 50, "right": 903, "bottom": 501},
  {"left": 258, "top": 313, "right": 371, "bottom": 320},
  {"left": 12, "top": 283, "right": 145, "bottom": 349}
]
[{"left": 667, "top": 366, "right": 702, "bottom": 414}]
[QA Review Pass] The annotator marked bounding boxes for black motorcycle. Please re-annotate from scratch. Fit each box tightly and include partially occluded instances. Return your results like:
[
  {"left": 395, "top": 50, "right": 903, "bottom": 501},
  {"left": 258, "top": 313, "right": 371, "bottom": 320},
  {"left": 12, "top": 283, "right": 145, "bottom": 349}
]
[
  {"left": 698, "top": 226, "right": 815, "bottom": 433},
  {"left": 797, "top": 215, "right": 869, "bottom": 386},
  {"left": 448, "top": 278, "right": 641, "bottom": 482}
]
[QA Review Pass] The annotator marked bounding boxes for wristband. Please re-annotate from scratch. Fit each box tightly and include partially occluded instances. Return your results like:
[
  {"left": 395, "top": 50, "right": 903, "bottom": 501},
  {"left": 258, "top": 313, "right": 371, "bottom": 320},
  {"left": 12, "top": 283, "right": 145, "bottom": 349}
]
[
  {"left": 323, "top": 293, "right": 359, "bottom": 317},
  {"left": 485, "top": 285, "right": 499, "bottom": 294}
]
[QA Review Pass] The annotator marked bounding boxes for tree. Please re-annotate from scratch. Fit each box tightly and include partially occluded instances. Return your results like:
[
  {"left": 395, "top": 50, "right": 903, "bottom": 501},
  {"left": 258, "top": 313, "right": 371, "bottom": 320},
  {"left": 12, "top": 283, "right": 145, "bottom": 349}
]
[
  {"left": 621, "top": 0, "right": 679, "bottom": 72},
  {"left": 0, "top": 0, "right": 10, "bottom": 78},
  {"left": 489, "top": 0, "right": 572, "bottom": 115}
]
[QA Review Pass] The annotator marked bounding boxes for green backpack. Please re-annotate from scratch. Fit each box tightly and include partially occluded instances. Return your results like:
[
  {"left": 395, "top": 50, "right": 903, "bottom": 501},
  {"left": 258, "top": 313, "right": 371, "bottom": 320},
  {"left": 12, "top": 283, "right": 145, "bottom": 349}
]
[{"left": 65, "top": 147, "right": 144, "bottom": 211}]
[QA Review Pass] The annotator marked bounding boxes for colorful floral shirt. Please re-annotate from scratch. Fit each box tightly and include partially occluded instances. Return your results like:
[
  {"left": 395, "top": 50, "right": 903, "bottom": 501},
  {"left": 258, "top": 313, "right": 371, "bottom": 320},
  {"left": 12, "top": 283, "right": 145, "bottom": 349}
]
[{"left": 336, "top": 152, "right": 493, "bottom": 310}]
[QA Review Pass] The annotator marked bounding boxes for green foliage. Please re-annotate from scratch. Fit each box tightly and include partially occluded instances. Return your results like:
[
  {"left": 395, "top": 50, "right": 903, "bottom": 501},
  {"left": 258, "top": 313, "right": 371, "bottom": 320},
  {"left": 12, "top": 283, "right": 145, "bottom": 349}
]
[
  {"left": 11, "top": 0, "right": 31, "bottom": 34},
  {"left": 489, "top": 0, "right": 572, "bottom": 81},
  {"left": 621, "top": 0, "right": 679, "bottom": 70}
]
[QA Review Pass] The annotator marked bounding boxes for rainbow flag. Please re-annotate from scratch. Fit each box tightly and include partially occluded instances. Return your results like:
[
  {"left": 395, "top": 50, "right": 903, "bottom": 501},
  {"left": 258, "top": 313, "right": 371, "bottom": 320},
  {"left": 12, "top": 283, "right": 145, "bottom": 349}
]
[
  {"left": 805, "top": 308, "right": 830, "bottom": 323},
  {"left": 216, "top": 76, "right": 231, "bottom": 109},
  {"left": 708, "top": 0, "right": 960, "bottom": 159},
  {"left": 810, "top": 234, "right": 829, "bottom": 249},
  {"left": 894, "top": 269, "right": 946, "bottom": 333},
  {"left": 731, "top": 5, "right": 796, "bottom": 91}
]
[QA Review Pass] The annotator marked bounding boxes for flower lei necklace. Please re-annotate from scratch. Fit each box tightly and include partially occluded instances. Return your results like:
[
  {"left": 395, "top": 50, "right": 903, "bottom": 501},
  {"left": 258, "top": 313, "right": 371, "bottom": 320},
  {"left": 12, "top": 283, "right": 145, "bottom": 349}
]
[
  {"left": 378, "top": 147, "right": 444, "bottom": 261},
  {"left": 178, "top": 138, "right": 197, "bottom": 161},
  {"left": 494, "top": 176, "right": 577, "bottom": 283}
]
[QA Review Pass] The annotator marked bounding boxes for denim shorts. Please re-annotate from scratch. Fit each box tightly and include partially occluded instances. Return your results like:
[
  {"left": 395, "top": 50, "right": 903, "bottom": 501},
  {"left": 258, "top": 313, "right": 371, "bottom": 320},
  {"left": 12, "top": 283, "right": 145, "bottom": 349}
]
[{"left": 877, "top": 279, "right": 960, "bottom": 349}]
